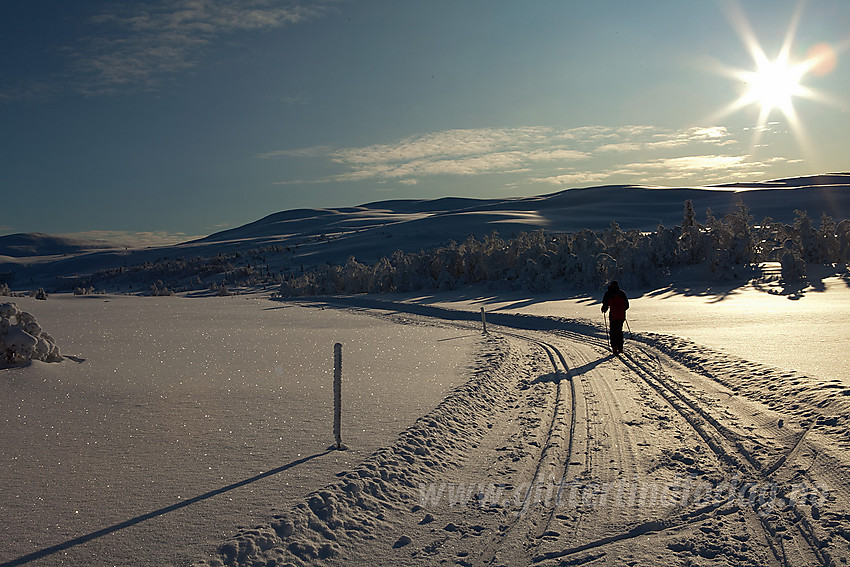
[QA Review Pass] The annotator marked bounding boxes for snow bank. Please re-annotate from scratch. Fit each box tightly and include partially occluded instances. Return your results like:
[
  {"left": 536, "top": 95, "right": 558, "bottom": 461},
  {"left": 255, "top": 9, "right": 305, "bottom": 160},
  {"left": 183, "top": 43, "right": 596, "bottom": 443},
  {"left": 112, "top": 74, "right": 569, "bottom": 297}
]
[
  {"left": 0, "top": 302, "right": 62, "bottom": 364},
  {"left": 191, "top": 335, "right": 515, "bottom": 567}
]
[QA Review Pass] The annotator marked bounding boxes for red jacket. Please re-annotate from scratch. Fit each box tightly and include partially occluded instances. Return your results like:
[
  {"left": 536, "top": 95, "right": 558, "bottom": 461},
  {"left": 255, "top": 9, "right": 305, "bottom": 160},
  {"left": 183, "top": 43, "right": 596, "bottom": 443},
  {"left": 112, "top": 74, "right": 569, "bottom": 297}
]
[{"left": 602, "top": 288, "right": 629, "bottom": 320}]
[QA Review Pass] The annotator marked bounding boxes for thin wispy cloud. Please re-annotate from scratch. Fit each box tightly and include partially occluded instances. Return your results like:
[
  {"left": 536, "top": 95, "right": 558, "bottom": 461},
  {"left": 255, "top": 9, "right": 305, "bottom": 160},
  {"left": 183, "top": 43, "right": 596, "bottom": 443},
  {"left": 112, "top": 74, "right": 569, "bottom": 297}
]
[
  {"left": 5, "top": 0, "right": 328, "bottom": 98},
  {"left": 262, "top": 127, "right": 591, "bottom": 182},
  {"left": 262, "top": 124, "right": 762, "bottom": 187}
]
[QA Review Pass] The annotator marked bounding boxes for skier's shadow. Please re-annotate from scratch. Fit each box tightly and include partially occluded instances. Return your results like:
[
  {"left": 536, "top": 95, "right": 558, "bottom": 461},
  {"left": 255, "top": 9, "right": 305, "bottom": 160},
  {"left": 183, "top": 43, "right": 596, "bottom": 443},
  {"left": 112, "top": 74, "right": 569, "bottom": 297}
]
[
  {"left": 532, "top": 355, "right": 608, "bottom": 384},
  {"left": 0, "top": 450, "right": 331, "bottom": 567},
  {"left": 533, "top": 371, "right": 566, "bottom": 384},
  {"left": 568, "top": 356, "right": 609, "bottom": 378}
]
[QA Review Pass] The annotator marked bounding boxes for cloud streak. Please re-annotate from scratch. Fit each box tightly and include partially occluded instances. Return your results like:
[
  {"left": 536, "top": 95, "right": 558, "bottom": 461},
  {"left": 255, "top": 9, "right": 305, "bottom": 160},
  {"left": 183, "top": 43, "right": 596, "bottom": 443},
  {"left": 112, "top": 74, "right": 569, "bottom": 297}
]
[
  {"left": 5, "top": 0, "right": 328, "bottom": 98},
  {"left": 262, "top": 124, "right": 768, "bottom": 187}
]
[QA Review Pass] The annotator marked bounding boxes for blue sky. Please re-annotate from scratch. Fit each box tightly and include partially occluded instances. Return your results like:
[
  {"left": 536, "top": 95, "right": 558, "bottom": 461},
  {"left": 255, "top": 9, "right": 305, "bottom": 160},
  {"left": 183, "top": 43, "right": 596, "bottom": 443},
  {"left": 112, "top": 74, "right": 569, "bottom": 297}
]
[{"left": 2, "top": 0, "right": 848, "bottom": 244}]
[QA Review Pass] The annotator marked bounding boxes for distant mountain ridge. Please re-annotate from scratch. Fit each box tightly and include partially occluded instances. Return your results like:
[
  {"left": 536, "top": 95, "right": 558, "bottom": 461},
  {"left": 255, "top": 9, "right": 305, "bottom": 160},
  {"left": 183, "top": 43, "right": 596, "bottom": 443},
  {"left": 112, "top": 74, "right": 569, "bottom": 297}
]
[
  {"left": 715, "top": 173, "right": 850, "bottom": 188},
  {"left": 2, "top": 174, "right": 849, "bottom": 289},
  {"left": 197, "top": 174, "right": 850, "bottom": 248},
  {"left": 0, "top": 232, "right": 113, "bottom": 258}
]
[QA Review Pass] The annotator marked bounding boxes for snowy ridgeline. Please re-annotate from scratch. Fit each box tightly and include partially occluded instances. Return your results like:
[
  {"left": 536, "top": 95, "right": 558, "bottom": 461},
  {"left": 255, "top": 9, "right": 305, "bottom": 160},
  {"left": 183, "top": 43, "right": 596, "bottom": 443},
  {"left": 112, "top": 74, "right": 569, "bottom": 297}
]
[
  {"left": 23, "top": 199, "right": 849, "bottom": 297},
  {"left": 278, "top": 203, "right": 850, "bottom": 296},
  {"left": 0, "top": 303, "right": 62, "bottom": 364}
]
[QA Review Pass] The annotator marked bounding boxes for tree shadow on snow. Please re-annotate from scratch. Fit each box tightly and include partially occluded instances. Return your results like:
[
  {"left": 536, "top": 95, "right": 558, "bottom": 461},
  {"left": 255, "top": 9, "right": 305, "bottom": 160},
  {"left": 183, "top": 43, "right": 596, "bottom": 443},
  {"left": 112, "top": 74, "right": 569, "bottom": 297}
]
[
  {"left": 0, "top": 451, "right": 331, "bottom": 567},
  {"left": 406, "top": 290, "right": 600, "bottom": 312},
  {"left": 636, "top": 263, "right": 849, "bottom": 302}
]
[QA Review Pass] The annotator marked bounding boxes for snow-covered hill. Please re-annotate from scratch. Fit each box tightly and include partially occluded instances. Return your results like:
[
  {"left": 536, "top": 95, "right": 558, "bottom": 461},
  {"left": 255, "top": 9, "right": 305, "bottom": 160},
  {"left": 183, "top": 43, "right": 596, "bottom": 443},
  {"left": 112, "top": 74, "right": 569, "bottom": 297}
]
[
  {"left": 1, "top": 174, "right": 848, "bottom": 293},
  {"left": 0, "top": 232, "right": 114, "bottom": 258}
]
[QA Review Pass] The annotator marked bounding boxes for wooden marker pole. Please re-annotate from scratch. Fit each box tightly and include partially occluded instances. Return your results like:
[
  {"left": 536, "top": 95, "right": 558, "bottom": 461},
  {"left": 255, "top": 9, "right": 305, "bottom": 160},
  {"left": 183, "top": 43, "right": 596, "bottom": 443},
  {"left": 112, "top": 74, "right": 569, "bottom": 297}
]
[
  {"left": 333, "top": 342, "right": 343, "bottom": 450},
  {"left": 480, "top": 307, "right": 487, "bottom": 334}
]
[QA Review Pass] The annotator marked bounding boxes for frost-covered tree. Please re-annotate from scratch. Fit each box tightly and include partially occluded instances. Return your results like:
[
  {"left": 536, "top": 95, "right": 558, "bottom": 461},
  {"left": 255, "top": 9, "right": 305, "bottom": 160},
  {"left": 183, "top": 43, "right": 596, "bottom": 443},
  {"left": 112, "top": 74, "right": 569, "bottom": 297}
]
[
  {"left": 780, "top": 239, "right": 807, "bottom": 282},
  {"left": 683, "top": 199, "right": 698, "bottom": 229},
  {"left": 817, "top": 213, "right": 839, "bottom": 262},
  {"left": 273, "top": 200, "right": 847, "bottom": 297},
  {"left": 837, "top": 219, "right": 850, "bottom": 264},
  {"left": 595, "top": 253, "right": 618, "bottom": 287},
  {"left": 678, "top": 200, "right": 706, "bottom": 265},
  {"left": 725, "top": 200, "right": 756, "bottom": 264},
  {"left": 794, "top": 210, "right": 819, "bottom": 262},
  {"left": 649, "top": 223, "right": 678, "bottom": 267}
]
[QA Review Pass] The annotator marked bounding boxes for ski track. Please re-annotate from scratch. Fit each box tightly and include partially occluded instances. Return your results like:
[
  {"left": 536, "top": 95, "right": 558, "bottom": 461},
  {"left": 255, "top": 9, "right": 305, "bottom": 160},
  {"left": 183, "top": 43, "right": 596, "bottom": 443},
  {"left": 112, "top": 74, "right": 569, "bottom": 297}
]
[{"left": 192, "top": 297, "right": 850, "bottom": 567}]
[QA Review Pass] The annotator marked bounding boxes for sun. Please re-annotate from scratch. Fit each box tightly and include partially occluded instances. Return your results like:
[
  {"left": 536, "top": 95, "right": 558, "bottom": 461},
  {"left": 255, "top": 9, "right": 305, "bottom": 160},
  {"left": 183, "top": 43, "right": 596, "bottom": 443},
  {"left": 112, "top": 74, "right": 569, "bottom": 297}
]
[
  {"left": 739, "top": 55, "right": 807, "bottom": 118},
  {"left": 710, "top": 1, "right": 838, "bottom": 151}
]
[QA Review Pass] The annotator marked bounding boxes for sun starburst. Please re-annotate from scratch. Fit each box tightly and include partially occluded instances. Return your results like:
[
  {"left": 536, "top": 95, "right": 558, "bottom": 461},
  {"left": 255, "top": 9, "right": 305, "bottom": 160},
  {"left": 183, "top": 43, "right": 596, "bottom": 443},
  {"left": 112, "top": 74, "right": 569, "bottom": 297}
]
[
  {"left": 710, "top": 1, "right": 838, "bottom": 153},
  {"left": 740, "top": 55, "right": 807, "bottom": 117}
]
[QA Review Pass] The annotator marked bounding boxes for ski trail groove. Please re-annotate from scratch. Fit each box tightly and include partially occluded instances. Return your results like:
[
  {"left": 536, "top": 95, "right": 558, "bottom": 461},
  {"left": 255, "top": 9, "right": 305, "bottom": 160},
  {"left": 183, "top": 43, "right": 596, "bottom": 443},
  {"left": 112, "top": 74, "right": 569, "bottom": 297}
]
[
  {"left": 619, "top": 347, "right": 828, "bottom": 567},
  {"left": 475, "top": 331, "right": 579, "bottom": 566},
  {"left": 550, "top": 327, "right": 828, "bottom": 567}
]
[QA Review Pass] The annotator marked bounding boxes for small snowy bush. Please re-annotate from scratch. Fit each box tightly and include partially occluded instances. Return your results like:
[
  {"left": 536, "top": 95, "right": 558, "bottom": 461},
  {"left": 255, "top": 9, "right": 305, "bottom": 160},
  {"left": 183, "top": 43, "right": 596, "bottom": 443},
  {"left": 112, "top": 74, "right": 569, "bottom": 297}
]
[
  {"left": 780, "top": 239, "right": 807, "bottom": 283},
  {"left": 0, "top": 302, "right": 62, "bottom": 364},
  {"left": 149, "top": 282, "right": 175, "bottom": 296}
]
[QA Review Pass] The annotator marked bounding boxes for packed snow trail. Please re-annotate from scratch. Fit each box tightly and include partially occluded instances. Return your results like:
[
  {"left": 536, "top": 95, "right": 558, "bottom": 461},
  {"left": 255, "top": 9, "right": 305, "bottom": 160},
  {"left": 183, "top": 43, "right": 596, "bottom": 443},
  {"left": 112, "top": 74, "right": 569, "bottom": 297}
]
[{"left": 193, "top": 297, "right": 850, "bottom": 567}]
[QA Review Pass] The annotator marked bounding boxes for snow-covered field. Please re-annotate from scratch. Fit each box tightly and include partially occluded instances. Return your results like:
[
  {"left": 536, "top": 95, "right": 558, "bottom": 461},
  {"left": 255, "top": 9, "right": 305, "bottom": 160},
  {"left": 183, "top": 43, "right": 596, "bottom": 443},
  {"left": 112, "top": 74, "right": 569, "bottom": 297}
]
[
  {"left": 401, "top": 265, "right": 850, "bottom": 385},
  {"left": 0, "top": 294, "right": 478, "bottom": 566},
  {"left": 3, "top": 278, "right": 849, "bottom": 566}
]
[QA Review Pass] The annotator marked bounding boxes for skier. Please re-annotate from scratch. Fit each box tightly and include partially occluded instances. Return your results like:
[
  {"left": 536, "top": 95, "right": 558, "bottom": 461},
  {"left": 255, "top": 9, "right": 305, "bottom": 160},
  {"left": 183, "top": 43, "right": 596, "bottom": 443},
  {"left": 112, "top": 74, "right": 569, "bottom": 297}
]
[{"left": 601, "top": 280, "right": 629, "bottom": 355}]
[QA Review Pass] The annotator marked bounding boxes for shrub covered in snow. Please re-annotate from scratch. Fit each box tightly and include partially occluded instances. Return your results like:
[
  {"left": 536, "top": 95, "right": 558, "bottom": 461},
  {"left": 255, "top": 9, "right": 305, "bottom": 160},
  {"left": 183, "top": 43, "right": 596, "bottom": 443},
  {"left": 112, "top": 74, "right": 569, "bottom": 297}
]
[
  {"left": 780, "top": 239, "right": 807, "bottom": 283},
  {"left": 0, "top": 303, "right": 62, "bottom": 364}
]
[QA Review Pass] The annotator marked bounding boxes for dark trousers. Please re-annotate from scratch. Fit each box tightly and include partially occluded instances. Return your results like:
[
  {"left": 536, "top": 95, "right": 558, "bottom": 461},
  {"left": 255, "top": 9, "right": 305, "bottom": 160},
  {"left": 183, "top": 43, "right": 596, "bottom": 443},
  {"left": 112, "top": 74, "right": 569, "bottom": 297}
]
[{"left": 610, "top": 318, "right": 625, "bottom": 351}]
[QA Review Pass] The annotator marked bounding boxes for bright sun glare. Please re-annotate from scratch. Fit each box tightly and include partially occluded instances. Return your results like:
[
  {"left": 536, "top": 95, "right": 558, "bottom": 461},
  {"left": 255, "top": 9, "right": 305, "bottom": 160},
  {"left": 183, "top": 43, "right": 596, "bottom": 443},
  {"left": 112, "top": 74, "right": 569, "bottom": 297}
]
[
  {"left": 713, "top": 1, "right": 839, "bottom": 151},
  {"left": 741, "top": 56, "right": 807, "bottom": 116}
]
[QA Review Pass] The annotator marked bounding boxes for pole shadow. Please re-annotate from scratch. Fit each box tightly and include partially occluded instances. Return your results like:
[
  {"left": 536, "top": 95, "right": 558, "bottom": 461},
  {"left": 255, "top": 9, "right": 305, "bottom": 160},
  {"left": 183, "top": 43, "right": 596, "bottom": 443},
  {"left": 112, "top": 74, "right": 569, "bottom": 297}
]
[
  {"left": 437, "top": 333, "right": 479, "bottom": 342},
  {"left": 0, "top": 450, "right": 331, "bottom": 567}
]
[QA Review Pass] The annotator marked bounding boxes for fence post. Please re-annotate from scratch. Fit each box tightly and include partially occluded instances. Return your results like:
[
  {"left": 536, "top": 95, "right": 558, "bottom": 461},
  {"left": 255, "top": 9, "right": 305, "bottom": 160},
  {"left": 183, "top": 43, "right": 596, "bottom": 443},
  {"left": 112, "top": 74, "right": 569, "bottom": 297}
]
[
  {"left": 480, "top": 307, "right": 487, "bottom": 334},
  {"left": 333, "top": 342, "right": 343, "bottom": 450}
]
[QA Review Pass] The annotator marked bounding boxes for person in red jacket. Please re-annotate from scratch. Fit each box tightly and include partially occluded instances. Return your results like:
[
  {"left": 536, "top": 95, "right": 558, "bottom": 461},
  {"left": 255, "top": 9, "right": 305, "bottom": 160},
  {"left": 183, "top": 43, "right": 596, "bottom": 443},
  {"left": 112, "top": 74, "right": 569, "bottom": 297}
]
[{"left": 601, "top": 280, "right": 629, "bottom": 355}]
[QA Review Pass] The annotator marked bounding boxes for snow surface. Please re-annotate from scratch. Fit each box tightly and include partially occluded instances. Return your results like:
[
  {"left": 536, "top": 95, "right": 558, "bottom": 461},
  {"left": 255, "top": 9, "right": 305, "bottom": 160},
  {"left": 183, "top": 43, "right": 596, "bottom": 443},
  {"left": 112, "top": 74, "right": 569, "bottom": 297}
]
[
  {"left": 187, "top": 290, "right": 850, "bottom": 566},
  {"left": 3, "top": 284, "right": 849, "bottom": 566},
  {"left": 396, "top": 265, "right": 850, "bottom": 386},
  {"left": 0, "top": 294, "right": 477, "bottom": 566}
]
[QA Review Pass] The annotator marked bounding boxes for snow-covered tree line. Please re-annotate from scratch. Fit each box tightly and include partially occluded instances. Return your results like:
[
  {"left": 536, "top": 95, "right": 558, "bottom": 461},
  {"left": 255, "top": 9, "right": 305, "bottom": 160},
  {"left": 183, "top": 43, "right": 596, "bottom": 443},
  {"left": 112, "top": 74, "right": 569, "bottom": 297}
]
[
  {"left": 63, "top": 245, "right": 291, "bottom": 294},
  {"left": 278, "top": 201, "right": 850, "bottom": 296}
]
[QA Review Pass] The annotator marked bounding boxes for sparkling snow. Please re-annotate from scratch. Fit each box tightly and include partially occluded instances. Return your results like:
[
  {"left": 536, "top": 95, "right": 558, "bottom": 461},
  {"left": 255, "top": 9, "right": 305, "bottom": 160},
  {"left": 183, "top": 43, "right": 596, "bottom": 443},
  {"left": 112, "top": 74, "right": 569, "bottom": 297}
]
[{"left": 0, "top": 294, "right": 477, "bottom": 566}]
